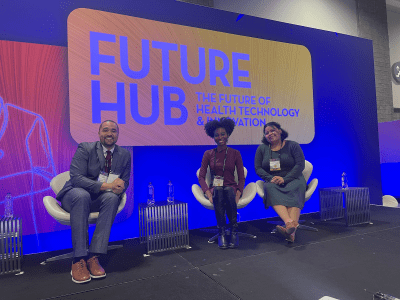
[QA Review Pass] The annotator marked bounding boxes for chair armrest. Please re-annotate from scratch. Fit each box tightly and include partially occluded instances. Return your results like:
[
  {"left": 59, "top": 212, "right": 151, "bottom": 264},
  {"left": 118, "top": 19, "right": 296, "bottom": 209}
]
[
  {"left": 256, "top": 180, "right": 265, "bottom": 198},
  {"left": 237, "top": 182, "right": 256, "bottom": 209},
  {"left": 117, "top": 193, "right": 127, "bottom": 213},
  {"left": 43, "top": 196, "right": 71, "bottom": 225},
  {"left": 305, "top": 178, "right": 318, "bottom": 202},
  {"left": 192, "top": 184, "right": 214, "bottom": 210}
]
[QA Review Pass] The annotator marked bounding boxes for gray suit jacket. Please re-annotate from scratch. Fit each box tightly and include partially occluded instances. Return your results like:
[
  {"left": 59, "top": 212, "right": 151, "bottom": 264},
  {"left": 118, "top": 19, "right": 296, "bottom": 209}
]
[{"left": 56, "top": 141, "right": 131, "bottom": 200}]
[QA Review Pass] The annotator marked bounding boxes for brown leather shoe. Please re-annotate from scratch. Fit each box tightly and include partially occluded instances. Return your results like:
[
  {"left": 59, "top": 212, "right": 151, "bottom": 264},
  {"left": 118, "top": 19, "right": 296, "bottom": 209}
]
[
  {"left": 71, "top": 259, "right": 91, "bottom": 284},
  {"left": 276, "top": 225, "right": 289, "bottom": 239},
  {"left": 87, "top": 256, "right": 106, "bottom": 278},
  {"left": 285, "top": 221, "right": 296, "bottom": 235},
  {"left": 287, "top": 232, "right": 296, "bottom": 243}
]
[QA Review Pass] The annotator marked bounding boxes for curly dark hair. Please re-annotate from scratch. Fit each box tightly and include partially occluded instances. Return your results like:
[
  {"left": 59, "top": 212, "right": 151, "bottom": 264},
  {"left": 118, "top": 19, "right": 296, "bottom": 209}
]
[
  {"left": 204, "top": 117, "right": 235, "bottom": 138},
  {"left": 261, "top": 121, "right": 289, "bottom": 145}
]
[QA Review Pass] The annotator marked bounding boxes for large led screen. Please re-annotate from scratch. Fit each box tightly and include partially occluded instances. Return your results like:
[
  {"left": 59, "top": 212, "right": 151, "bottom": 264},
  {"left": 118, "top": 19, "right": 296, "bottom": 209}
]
[{"left": 68, "top": 8, "right": 315, "bottom": 146}]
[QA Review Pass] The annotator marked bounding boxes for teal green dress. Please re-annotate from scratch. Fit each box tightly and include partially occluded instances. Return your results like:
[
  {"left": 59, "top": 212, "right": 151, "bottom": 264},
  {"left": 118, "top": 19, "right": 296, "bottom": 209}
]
[{"left": 254, "top": 140, "right": 306, "bottom": 209}]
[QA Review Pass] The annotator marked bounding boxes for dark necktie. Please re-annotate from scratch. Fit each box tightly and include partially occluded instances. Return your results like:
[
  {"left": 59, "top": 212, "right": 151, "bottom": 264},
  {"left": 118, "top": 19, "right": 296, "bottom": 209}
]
[{"left": 105, "top": 150, "right": 112, "bottom": 173}]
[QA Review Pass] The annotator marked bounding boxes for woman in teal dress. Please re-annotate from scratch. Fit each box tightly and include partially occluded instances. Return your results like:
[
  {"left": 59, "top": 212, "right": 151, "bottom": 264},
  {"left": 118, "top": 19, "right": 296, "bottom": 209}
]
[{"left": 254, "top": 122, "right": 306, "bottom": 242}]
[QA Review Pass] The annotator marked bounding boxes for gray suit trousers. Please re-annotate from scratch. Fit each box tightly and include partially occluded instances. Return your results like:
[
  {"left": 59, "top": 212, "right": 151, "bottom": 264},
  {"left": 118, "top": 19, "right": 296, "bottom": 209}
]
[{"left": 61, "top": 187, "right": 121, "bottom": 257}]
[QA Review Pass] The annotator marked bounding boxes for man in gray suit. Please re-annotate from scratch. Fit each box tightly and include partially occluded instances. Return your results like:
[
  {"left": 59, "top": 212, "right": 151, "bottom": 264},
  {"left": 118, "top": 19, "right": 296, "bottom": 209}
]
[{"left": 57, "top": 120, "right": 131, "bottom": 284}]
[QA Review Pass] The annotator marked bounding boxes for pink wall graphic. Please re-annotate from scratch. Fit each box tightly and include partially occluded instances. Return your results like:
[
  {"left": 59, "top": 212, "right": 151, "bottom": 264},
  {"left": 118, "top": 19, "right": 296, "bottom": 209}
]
[{"left": 0, "top": 40, "right": 134, "bottom": 236}]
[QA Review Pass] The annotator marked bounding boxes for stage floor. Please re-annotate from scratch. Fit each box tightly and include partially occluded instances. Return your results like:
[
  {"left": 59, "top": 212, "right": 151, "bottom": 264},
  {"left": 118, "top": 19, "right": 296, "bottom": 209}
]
[{"left": 1, "top": 205, "right": 400, "bottom": 300}]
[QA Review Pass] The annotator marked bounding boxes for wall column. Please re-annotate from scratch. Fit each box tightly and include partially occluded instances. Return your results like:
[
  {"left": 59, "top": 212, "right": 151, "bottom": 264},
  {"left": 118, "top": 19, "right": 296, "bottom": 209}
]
[{"left": 355, "top": 0, "right": 394, "bottom": 122}]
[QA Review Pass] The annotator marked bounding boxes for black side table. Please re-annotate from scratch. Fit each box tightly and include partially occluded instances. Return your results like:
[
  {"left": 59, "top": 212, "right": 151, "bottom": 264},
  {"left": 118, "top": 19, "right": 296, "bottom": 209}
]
[
  {"left": 139, "top": 201, "right": 190, "bottom": 256},
  {"left": 1, "top": 216, "right": 22, "bottom": 275},
  {"left": 319, "top": 187, "right": 371, "bottom": 226}
]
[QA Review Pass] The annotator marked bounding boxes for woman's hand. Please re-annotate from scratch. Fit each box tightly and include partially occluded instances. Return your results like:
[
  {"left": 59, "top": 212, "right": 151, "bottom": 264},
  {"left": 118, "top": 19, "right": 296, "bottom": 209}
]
[
  {"left": 235, "top": 190, "right": 241, "bottom": 204},
  {"left": 205, "top": 190, "right": 213, "bottom": 203},
  {"left": 271, "top": 176, "right": 284, "bottom": 185}
]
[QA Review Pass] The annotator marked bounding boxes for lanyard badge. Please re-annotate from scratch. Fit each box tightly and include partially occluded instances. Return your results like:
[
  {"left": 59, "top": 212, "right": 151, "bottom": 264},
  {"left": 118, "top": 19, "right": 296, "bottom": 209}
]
[
  {"left": 211, "top": 148, "right": 228, "bottom": 187},
  {"left": 98, "top": 171, "right": 120, "bottom": 192},
  {"left": 270, "top": 158, "right": 281, "bottom": 171},
  {"left": 213, "top": 176, "right": 224, "bottom": 187},
  {"left": 269, "top": 142, "right": 283, "bottom": 171},
  {"left": 98, "top": 171, "right": 109, "bottom": 183}
]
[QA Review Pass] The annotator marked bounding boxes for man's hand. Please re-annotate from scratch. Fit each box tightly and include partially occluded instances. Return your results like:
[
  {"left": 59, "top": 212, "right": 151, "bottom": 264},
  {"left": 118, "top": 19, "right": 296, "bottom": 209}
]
[
  {"left": 111, "top": 178, "right": 125, "bottom": 194},
  {"left": 270, "top": 176, "right": 284, "bottom": 185},
  {"left": 100, "top": 178, "right": 125, "bottom": 194},
  {"left": 205, "top": 190, "right": 213, "bottom": 203},
  {"left": 235, "top": 190, "right": 241, "bottom": 204},
  {"left": 112, "top": 178, "right": 125, "bottom": 188}
]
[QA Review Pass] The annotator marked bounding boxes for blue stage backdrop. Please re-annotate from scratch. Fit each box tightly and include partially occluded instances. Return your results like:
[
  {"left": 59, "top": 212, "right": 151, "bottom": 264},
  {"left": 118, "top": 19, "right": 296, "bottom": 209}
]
[
  {"left": 0, "top": 0, "right": 381, "bottom": 254},
  {"left": 379, "top": 120, "right": 400, "bottom": 198}
]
